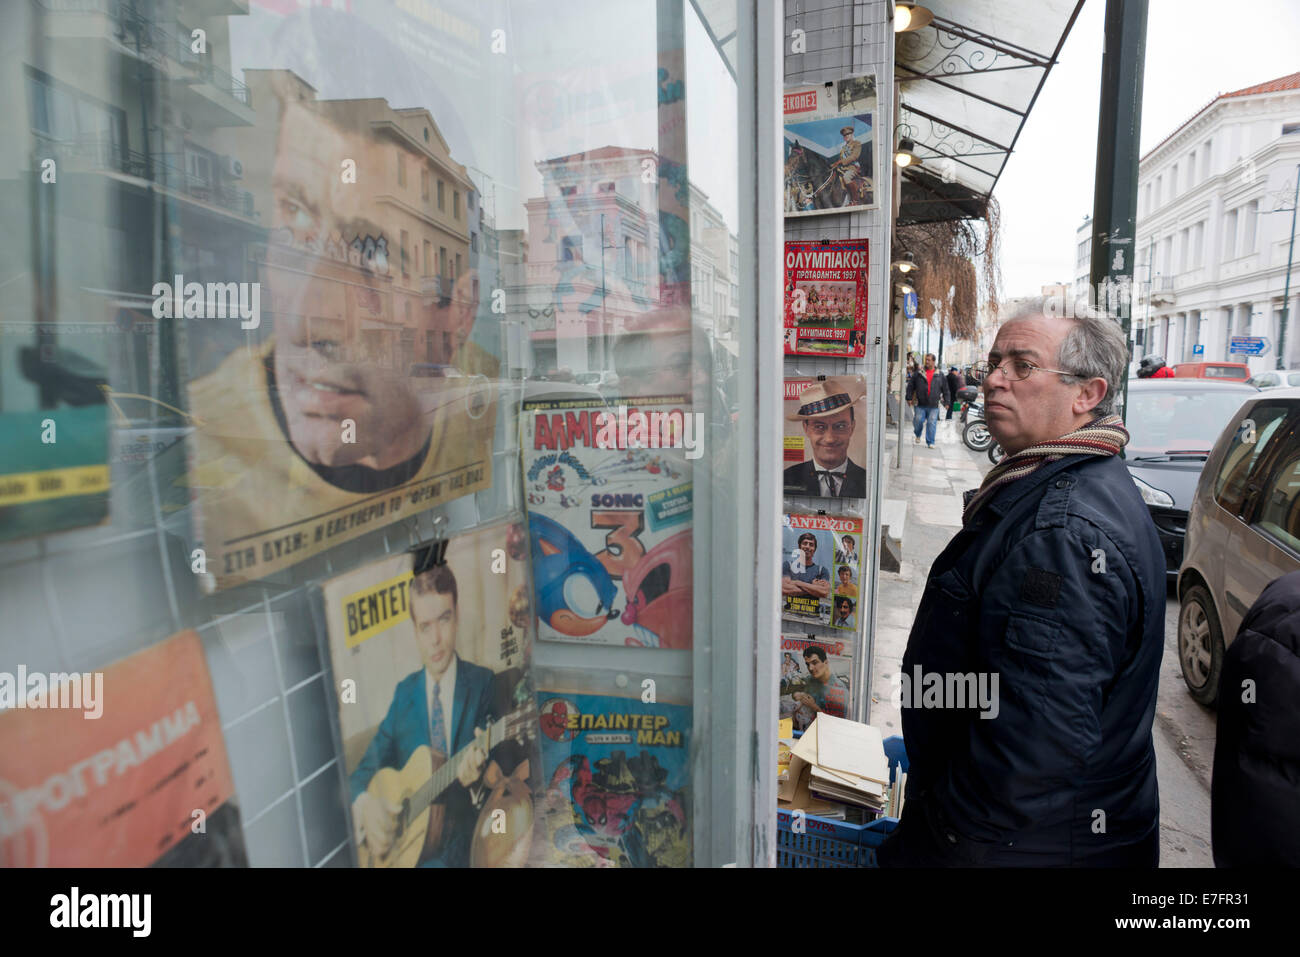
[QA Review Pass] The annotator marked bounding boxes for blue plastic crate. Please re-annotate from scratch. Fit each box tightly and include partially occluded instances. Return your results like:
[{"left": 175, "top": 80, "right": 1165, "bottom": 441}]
[{"left": 776, "top": 734, "right": 908, "bottom": 868}]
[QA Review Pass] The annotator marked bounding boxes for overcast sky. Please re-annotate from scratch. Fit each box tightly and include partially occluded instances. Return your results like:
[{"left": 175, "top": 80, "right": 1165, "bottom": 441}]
[{"left": 997, "top": 0, "right": 1300, "bottom": 298}]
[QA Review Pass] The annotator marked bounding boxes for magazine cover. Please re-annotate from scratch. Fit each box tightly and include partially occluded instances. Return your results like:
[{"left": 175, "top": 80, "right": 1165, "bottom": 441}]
[
  {"left": 783, "top": 376, "right": 868, "bottom": 498},
  {"left": 182, "top": 89, "right": 500, "bottom": 591},
  {"left": 780, "top": 633, "right": 854, "bottom": 730},
  {"left": 0, "top": 328, "right": 109, "bottom": 541},
  {"left": 532, "top": 691, "right": 691, "bottom": 867},
  {"left": 783, "top": 74, "right": 877, "bottom": 216},
  {"left": 781, "top": 513, "right": 863, "bottom": 630},
  {"left": 521, "top": 394, "right": 693, "bottom": 649},
  {"left": 0, "top": 630, "right": 248, "bottom": 867},
  {"left": 783, "top": 239, "right": 869, "bottom": 358},
  {"left": 319, "top": 518, "right": 538, "bottom": 868}
]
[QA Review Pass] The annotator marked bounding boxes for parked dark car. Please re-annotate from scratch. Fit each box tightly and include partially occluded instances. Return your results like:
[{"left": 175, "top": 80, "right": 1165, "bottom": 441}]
[
  {"left": 1123, "top": 379, "right": 1258, "bottom": 576},
  {"left": 1179, "top": 387, "right": 1300, "bottom": 705}
]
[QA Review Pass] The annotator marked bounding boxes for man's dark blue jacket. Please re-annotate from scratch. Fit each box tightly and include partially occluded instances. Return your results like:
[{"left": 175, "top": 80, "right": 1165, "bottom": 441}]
[{"left": 878, "top": 452, "right": 1166, "bottom": 867}]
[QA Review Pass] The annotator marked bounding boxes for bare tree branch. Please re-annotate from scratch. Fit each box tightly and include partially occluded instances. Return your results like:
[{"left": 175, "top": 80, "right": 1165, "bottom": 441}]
[{"left": 895, "top": 198, "right": 1001, "bottom": 341}]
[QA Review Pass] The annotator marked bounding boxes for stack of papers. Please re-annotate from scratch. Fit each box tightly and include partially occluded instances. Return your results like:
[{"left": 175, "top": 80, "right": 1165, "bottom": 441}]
[{"left": 782, "top": 714, "right": 891, "bottom": 811}]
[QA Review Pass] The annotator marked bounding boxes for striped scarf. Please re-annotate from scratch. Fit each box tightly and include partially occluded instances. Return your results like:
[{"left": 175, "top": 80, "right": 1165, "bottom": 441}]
[{"left": 962, "top": 414, "right": 1129, "bottom": 525}]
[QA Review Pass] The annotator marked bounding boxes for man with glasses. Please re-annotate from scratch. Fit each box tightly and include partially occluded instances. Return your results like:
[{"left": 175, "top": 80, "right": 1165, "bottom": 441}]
[
  {"left": 879, "top": 301, "right": 1166, "bottom": 868},
  {"left": 783, "top": 378, "right": 867, "bottom": 497},
  {"left": 906, "top": 353, "right": 949, "bottom": 448}
]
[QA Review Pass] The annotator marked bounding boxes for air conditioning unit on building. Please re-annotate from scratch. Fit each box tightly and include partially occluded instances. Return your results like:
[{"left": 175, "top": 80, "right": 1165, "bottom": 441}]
[{"left": 225, "top": 155, "right": 243, "bottom": 179}]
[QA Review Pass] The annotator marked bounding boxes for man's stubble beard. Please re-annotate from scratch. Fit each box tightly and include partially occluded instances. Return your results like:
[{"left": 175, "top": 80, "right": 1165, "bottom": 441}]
[{"left": 275, "top": 350, "right": 428, "bottom": 469}]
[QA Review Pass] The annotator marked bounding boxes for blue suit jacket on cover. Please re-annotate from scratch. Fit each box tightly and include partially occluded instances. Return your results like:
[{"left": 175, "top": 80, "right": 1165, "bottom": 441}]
[{"left": 349, "top": 657, "right": 495, "bottom": 867}]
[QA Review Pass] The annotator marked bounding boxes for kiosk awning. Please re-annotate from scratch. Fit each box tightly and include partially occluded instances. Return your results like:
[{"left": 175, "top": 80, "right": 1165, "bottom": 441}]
[{"left": 896, "top": 0, "right": 1086, "bottom": 224}]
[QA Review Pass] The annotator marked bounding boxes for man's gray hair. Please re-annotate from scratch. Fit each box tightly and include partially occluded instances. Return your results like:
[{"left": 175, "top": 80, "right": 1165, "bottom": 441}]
[{"left": 999, "top": 298, "right": 1129, "bottom": 416}]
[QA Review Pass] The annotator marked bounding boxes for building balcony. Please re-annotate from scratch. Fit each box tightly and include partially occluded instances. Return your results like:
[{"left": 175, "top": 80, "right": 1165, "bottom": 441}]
[
  {"left": 34, "top": 134, "right": 257, "bottom": 219},
  {"left": 421, "top": 275, "right": 447, "bottom": 301},
  {"left": 1151, "top": 275, "right": 1176, "bottom": 305},
  {"left": 39, "top": 0, "right": 254, "bottom": 127}
]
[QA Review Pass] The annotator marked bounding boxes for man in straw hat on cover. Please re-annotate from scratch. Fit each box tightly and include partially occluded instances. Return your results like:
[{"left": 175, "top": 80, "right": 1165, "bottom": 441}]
[{"left": 783, "top": 377, "right": 867, "bottom": 498}]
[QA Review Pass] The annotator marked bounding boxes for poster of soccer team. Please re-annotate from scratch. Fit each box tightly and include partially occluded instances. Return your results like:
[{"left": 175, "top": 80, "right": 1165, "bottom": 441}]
[
  {"left": 781, "top": 512, "right": 863, "bottom": 631},
  {"left": 783, "top": 239, "right": 869, "bottom": 358},
  {"left": 520, "top": 394, "right": 694, "bottom": 650}
]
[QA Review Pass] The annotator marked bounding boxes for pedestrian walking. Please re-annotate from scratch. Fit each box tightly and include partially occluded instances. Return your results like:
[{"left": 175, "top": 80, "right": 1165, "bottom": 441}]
[
  {"left": 944, "top": 366, "right": 963, "bottom": 420},
  {"left": 878, "top": 301, "right": 1166, "bottom": 867},
  {"left": 1211, "top": 569, "right": 1300, "bottom": 867},
  {"left": 905, "top": 353, "right": 949, "bottom": 448}
]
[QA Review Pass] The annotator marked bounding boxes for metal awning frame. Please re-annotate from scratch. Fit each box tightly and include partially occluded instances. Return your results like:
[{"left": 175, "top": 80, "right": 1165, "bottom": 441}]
[{"left": 894, "top": 1, "right": 1087, "bottom": 222}]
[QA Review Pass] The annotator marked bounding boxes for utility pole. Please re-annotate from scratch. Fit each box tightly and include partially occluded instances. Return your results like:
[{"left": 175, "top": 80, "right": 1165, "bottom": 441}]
[
  {"left": 1277, "top": 163, "right": 1300, "bottom": 370},
  {"left": 1142, "top": 237, "right": 1154, "bottom": 358},
  {"left": 599, "top": 212, "right": 618, "bottom": 369},
  {"left": 1089, "top": 0, "right": 1149, "bottom": 422}
]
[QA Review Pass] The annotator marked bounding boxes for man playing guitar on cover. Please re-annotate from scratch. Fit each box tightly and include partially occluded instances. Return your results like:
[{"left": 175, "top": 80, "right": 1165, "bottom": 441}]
[{"left": 349, "top": 561, "right": 494, "bottom": 867}]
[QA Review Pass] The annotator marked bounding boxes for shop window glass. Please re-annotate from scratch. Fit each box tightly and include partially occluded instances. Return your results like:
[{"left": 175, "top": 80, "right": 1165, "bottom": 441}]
[{"left": 0, "top": 0, "right": 756, "bottom": 870}]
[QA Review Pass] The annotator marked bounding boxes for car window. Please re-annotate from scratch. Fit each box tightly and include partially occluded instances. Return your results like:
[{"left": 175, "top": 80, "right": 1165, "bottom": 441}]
[
  {"left": 1288, "top": 373, "right": 1300, "bottom": 387},
  {"left": 1205, "top": 365, "right": 1248, "bottom": 379},
  {"left": 1252, "top": 374, "right": 1279, "bottom": 388},
  {"left": 1127, "top": 389, "right": 1253, "bottom": 458},
  {"left": 1214, "top": 404, "right": 1295, "bottom": 513},
  {"left": 1252, "top": 444, "right": 1300, "bottom": 556}
]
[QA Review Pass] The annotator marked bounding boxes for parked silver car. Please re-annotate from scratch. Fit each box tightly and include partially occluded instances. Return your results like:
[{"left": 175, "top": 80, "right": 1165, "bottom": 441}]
[
  {"left": 1179, "top": 387, "right": 1300, "bottom": 705},
  {"left": 1248, "top": 368, "right": 1300, "bottom": 390}
]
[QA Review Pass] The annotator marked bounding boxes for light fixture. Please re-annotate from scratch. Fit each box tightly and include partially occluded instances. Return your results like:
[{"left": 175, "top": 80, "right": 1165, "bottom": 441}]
[
  {"left": 897, "top": 283, "right": 915, "bottom": 296},
  {"left": 895, "top": 137, "right": 921, "bottom": 168},
  {"left": 894, "top": 2, "right": 934, "bottom": 33},
  {"left": 892, "top": 251, "right": 917, "bottom": 273}
]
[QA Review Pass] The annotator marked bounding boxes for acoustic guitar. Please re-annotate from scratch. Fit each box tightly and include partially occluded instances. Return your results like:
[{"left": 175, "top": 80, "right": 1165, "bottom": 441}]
[{"left": 357, "top": 706, "right": 533, "bottom": 868}]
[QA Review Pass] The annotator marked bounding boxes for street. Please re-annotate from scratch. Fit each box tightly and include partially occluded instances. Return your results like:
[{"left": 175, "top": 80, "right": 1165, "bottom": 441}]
[{"left": 873, "top": 412, "right": 1215, "bottom": 866}]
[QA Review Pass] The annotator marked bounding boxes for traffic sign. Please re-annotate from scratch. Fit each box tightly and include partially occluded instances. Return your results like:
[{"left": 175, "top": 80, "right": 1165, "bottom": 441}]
[
  {"left": 903, "top": 290, "right": 918, "bottom": 319},
  {"left": 1229, "top": 335, "right": 1271, "bottom": 357},
  {"left": 1192, "top": 343, "right": 1204, "bottom": 356}
]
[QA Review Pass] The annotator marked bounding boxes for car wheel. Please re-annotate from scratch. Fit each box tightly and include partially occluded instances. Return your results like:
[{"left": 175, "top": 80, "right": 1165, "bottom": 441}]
[{"left": 1178, "top": 583, "right": 1224, "bottom": 707}]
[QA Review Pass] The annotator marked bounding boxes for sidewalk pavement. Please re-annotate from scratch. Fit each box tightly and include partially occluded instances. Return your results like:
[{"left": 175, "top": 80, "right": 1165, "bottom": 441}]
[
  {"left": 870, "top": 411, "right": 1213, "bottom": 867},
  {"left": 872, "top": 413, "right": 985, "bottom": 735}
]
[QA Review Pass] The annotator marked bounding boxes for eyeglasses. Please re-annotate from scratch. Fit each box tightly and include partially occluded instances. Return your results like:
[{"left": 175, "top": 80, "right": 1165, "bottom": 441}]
[
  {"left": 806, "top": 420, "right": 853, "bottom": 435},
  {"left": 972, "top": 358, "right": 1084, "bottom": 382}
]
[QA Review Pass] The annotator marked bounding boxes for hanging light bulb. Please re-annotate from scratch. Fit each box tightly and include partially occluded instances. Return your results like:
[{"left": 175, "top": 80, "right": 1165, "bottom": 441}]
[
  {"left": 895, "top": 138, "right": 921, "bottom": 168},
  {"left": 892, "top": 251, "right": 917, "bottom": 273},
  {"left": 894, "top": 3, "right": 934, "bottom": 33}
]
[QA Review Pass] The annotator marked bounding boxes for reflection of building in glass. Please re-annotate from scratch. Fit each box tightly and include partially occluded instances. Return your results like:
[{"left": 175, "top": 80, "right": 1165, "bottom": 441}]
[
  {"left": 516, "top": 146, "right": 738, "bottom": 378},
  {"left": 2, "top": 0, "right": 261, "bottom": 408},
  {"left": 224, "top": 69, "right": 492, "bottom": 378},
  {"left": 226, "top": 70, "right": 486, "bottom": 374}
]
